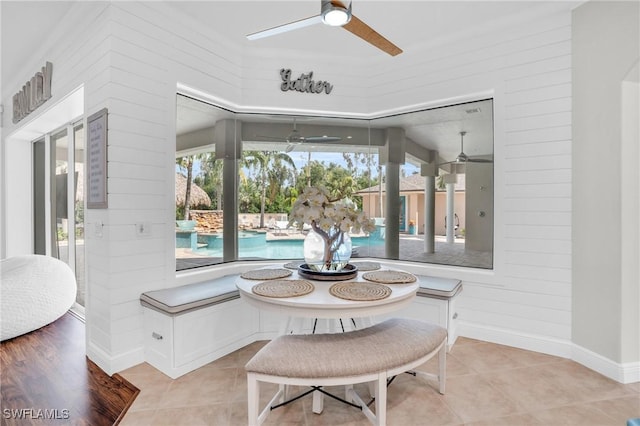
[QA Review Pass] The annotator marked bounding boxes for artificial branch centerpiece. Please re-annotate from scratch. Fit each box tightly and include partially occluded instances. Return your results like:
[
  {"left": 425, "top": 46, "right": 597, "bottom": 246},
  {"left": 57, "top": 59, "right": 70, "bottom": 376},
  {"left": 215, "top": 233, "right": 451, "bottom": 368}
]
[{"left": 289, "top": 186, "right": 376, "bottom": 272}]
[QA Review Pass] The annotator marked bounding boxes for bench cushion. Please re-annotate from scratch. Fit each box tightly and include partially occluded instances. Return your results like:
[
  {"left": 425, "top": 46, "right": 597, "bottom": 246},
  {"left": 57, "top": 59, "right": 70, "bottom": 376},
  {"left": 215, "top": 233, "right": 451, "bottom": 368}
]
[
  {"left": 140, "top": 275, "right": 239, "bottom": 316},
  {"left": 416, "top": 276, "right": 462, "bottom": 299},
  {"left": 245, "top": 318, "right": 447, "bottom": 378}
]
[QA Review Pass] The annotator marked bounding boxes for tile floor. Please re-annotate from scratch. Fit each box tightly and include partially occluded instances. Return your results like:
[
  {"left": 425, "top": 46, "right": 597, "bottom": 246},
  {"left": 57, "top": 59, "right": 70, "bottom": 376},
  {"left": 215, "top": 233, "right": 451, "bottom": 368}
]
[{"left": 119, "top": 337, "right": 639, "bottom": 425}]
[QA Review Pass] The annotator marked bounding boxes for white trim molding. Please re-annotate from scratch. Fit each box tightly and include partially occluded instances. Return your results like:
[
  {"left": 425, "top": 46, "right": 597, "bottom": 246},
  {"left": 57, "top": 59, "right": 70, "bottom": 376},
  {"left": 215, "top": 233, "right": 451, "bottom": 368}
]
[
  {"left": 87, "top": 342, "right": 145, "bottom": 377},
  {"left": 572, "top": 344, "right": 640, "bottom": 385},
  {"left": 459, "top": 321, "right": 640, "bottom": 384},
  {"left": 458, "top": 321, "right": 573, "bottom": 359}
]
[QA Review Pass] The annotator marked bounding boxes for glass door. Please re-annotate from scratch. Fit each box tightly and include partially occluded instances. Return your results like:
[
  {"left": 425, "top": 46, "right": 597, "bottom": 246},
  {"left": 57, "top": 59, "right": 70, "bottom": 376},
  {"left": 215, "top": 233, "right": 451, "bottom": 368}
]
[
  {"left": 32, "top": 120, "right": 85, "bottom": 310},
  {"left": 72, "top": 124, "right": 85, "bottom": 308}
]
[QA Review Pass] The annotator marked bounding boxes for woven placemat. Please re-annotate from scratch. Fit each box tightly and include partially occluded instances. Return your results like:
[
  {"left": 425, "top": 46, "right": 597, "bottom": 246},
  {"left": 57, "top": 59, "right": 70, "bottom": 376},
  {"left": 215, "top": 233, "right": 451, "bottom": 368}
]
[
  {"left": 241, "top": 268, "right": 292, "bottom": 280},
  {"left": 283, "top": 261, "right": 305, "bottom": 270},
  {"left": 252, "top": 280, "right": 314, "bottom": 298},
  {"left": 329, "top": 282, "right": 391, "bottom": 301},
  {"left": 362, "top": 270, "right": 417, "bottom": 284},
  {"left": 349, "top": 261, "right": 381, "bottom": 271}
]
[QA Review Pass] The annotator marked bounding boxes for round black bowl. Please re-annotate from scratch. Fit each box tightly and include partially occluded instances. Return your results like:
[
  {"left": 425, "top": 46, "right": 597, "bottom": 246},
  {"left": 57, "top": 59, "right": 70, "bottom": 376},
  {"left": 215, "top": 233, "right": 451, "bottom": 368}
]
[{"left": 297, "top": 263, "right": 358, "bottom": 281}]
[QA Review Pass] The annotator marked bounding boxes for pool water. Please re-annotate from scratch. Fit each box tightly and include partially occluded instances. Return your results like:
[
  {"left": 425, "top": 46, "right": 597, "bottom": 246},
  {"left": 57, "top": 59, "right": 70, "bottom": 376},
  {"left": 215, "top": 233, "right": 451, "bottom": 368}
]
[{"left": 192, "top": 231, "right": 383, "bottom": 259}]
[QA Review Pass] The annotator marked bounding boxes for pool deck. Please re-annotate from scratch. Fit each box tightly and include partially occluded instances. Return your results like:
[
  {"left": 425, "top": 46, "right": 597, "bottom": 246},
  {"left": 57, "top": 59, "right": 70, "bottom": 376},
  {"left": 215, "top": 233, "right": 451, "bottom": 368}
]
[
  {"left": 264, "top": 229, "right": 305, "bottom": 241},
  {"left": 176, "top": 231, "right": 492, "bottom": 271}
]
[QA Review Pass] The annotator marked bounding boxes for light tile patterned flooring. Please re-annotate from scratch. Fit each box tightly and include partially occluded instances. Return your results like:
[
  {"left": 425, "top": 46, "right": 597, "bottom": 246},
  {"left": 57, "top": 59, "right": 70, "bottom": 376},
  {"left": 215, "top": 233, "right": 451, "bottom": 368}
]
[{"left": 119, "top": 337, "right": 639, "bottom": 425}]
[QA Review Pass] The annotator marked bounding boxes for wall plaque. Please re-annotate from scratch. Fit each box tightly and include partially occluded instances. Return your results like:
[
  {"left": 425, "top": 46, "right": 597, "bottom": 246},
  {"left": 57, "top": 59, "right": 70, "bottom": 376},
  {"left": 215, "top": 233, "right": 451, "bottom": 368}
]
[
  {"left": 280, "top": 68, "right": 333, "bottom": 94},
  {"left": 12, "top": 62, "right": 53, "bottom": 124},
  {"left": 87, "top": 108, "right": 108, "bottom": 209}
]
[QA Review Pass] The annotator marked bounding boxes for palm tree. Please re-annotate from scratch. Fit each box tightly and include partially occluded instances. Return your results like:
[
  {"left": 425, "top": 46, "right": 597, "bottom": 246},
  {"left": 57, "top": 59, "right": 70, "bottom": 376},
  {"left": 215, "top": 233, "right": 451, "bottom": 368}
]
[
  {"left": 199, "top": 154, "right": 224, "bottom": 209},
  {"left": 176, "top": 156, "right": 194, "bottom": 220},
  {"left": 243, "top": 151, "right": 296, "bottom": 228}
]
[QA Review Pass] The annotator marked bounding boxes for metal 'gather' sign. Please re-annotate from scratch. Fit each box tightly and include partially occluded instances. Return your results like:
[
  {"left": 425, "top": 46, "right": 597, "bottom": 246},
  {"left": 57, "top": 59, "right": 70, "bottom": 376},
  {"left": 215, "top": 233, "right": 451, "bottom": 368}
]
[
  {"left": 280, "top": 68, "right": 333, "bottom": 94},
  {"left": 13, "top": 62, "right": 53, "bottom": 124}
]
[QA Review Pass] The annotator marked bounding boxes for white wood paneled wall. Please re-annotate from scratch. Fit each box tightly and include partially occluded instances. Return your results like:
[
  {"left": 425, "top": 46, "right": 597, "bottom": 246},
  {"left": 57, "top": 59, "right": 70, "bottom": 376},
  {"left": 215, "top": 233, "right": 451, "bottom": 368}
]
[{"left": 363, "top": 12, "right": 573, "bottom": 354}]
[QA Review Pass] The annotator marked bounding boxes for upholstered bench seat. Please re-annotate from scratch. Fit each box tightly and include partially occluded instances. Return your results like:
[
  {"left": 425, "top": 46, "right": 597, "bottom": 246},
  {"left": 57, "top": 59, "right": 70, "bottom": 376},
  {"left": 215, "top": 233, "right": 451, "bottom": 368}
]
[
  {"left": 416, "top": 276, "right": 462, "bottom": 299},
  {"left": 245, "top": 317, "right": 447, "bottom": 426},
  {"left": 139, "top": 275, "right": 239, "bottom": 316}
]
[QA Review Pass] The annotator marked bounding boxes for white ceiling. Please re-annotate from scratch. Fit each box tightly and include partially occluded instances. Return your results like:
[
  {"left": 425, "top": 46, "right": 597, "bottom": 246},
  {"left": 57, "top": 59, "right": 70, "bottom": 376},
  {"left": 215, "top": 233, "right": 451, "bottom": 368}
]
[
  {"left": 1, "top": 1, "right": 75, "bottom": 88},
  {"left": 2, "top": 1, "right": 581, "bottom": 163},
  {"left": 167, "top": 1, "right": 579, "bottom": 59},
  {"left": 1, "top": 1, "right": 581, "bottom": 84}
]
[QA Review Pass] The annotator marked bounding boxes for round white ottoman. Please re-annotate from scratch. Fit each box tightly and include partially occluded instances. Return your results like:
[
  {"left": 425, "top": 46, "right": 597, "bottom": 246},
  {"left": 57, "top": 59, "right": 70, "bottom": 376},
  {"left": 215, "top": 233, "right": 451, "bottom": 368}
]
[{"left": 1, "top": 254, "right": 77, "bottom": 341}]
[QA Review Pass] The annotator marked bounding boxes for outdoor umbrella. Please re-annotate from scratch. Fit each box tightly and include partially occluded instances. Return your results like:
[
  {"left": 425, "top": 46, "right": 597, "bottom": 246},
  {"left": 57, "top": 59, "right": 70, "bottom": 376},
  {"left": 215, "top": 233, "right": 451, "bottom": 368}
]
[{"left": 175, "top": 173, "right": 211, "bottom": 207}]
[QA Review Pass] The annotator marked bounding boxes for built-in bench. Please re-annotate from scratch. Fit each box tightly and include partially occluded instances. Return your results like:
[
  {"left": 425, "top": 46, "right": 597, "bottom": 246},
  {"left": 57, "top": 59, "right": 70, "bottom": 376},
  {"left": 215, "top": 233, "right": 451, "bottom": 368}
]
[
  {"left": 140, "top": 275, "right": 256, "bottom": 379},
  {"left": 245, "top": 317, "right": 447, "bottom": 426},
  {"left": 414, "top": 275, "right": 461, "bottom": 349},
  {"left": 140, "top": 270, "right": 462, "bottom": 379}
]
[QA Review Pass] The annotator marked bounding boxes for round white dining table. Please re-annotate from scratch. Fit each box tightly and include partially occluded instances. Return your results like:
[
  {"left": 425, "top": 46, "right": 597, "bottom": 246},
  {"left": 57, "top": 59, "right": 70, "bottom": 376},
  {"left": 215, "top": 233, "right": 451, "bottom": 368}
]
[{"left": 235, "top": 264, "right": 419, "bottom": 320}]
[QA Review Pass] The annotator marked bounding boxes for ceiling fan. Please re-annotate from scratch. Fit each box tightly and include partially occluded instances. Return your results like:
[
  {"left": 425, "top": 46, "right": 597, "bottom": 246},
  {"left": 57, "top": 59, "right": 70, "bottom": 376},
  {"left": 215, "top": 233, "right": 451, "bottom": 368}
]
[
  {"left": 440, "top": 131, "right": 493, "bottom": 167},
  {"left": 246, "top": 0, "right": 403, "bottom": 57},
  {"left": 257, "top": 118, "right": 342, "bottom": 152}
]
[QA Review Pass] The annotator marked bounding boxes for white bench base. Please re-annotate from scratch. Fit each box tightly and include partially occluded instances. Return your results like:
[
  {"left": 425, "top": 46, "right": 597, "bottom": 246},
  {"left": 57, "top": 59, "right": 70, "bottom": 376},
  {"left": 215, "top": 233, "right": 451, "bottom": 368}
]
[
  {"left": 139, "top": 271, "right": 461, "bottom": 380},
  {"left": 140, "top": 275, "right": 256, "bottom": 379}
]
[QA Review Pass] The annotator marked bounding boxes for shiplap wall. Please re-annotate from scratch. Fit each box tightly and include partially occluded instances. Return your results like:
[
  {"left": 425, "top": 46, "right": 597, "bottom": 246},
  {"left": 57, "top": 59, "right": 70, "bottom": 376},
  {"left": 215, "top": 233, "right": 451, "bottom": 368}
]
[
  {"left": 362, "top": 12, "right": 573, "bottom": 353},
  {"left": 85, "top": 2, "right": 247, "bottom": 372},
  {"left": 3, "top": 1, "right": 574, "bottom": 374}
]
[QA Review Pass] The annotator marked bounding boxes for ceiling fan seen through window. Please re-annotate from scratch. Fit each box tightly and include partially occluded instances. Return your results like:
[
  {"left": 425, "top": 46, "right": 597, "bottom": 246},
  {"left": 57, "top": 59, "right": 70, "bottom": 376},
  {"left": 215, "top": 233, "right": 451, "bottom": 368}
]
[
  {"left": 440, "top": 131, "right": 493, "bottom": 167},
  {"left": 256, "top": 118, "right": 342, "bottom": 152}
]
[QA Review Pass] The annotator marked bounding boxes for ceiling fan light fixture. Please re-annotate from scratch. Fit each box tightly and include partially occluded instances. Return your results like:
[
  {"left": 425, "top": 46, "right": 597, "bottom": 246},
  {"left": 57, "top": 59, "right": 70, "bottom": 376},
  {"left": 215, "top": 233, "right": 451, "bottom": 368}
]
[
  {"left": 321, "top": 1, "right": 351, "bottom": 26},
  {"left": 455, "top": 131, "right": 469, "bottom": 163},
  {"left": 455, "top": 152, "right": 468, "bottom": 163}
]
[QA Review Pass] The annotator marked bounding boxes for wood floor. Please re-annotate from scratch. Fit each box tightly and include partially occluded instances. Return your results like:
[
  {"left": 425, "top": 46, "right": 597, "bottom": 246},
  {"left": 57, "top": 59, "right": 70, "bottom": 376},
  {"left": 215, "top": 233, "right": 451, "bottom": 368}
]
[{"left": 1, "top": 312, "right": 139, "bottom": 426}]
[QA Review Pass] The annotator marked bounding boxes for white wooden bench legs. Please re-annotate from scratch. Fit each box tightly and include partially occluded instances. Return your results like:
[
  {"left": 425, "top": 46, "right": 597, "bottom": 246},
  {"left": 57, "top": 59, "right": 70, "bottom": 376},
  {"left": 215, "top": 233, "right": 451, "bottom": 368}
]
[
  {"left": 439, "top": 342, "right": 446, "bottom": 394},
  {"left": 247, "top": 374, "right": 393, "bottom": 426},
  {"left": 279, "top": 316, "right": 375, "bottom": 335},
  {"left": 408, "top": 342, "right": 447, "bottom": 394},
  {"left": 312, "top": 388, "right": 323, "bottom": 414}
]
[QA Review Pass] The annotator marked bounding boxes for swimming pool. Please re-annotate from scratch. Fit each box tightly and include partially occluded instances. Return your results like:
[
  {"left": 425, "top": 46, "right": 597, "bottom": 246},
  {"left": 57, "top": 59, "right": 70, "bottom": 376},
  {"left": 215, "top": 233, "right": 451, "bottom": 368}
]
[{"left": 190, "top": 231, "right": 383, "bottom": 259}]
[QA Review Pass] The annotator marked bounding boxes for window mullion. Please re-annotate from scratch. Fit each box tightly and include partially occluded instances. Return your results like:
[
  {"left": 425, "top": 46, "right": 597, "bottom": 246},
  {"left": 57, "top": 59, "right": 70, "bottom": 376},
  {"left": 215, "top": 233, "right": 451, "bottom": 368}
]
[
  {"left": 44, "top": 133, "right": 53, "bottom": 256},
  {"left": 67, "top": 123, "right": 76, "bottom": 273}
]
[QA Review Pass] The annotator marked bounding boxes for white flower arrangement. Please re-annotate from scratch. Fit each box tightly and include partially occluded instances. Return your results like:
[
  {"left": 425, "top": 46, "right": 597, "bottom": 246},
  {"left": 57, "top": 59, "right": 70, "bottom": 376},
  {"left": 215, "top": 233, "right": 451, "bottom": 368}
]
[
  {"left": 289, "top": 186, "right": 376, "bottom": 235},
  {"left": 289, "top": 186, "right": 376, "bottom": 271}
]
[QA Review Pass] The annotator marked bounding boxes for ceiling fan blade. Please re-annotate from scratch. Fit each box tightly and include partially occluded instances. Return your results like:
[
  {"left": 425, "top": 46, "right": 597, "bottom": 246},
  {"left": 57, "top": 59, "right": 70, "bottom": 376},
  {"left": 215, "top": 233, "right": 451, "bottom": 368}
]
[
  {"left": 247, "top": 15, "right": 323, "bottom": 40},
  {"left": 342, "top": 14, "right": 402, "bottom": 56},
  {"left": 302, "top": 136, "right": 342, "bottom": 143},
  {"left": 254, "top": 134, "right": 288, "bottom": 141},
  {"left": 467, "top": 158, "right": 493, "bottom": 163}
]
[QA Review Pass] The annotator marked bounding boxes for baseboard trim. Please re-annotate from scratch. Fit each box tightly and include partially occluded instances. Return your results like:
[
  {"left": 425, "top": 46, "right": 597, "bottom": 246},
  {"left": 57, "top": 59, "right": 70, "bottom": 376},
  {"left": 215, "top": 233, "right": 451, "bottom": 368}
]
[
  {"left": 457, "top": 321, "right": 573, "bottom": 358},
  {"left": 150, "top": 336, "right": 256, "bottom": 380},
  {"left": 87, "top": 342, "right": 145, "bottom": 377},
  {"left": 572, "top": 343, "right": 640, "bottom": 384},
  {"left": 458, "top": 321, "right": 639, "bottom": 384}
]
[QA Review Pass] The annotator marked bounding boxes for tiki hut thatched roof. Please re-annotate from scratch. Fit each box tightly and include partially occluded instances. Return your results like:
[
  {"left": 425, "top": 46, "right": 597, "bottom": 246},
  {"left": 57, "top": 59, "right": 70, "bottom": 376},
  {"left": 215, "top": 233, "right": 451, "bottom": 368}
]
[{"left": 175, "top": 173, "right": 211, "bottom": 207}]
